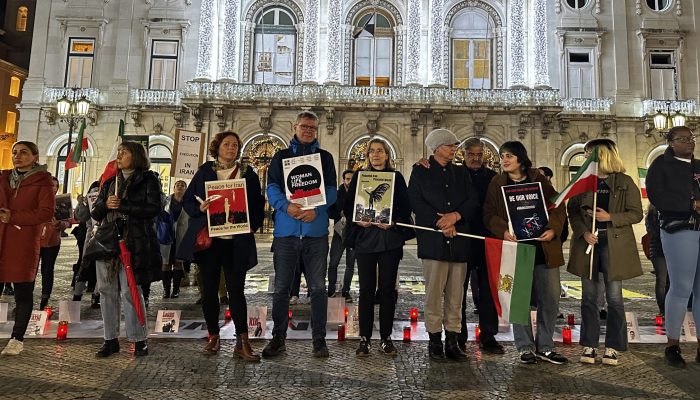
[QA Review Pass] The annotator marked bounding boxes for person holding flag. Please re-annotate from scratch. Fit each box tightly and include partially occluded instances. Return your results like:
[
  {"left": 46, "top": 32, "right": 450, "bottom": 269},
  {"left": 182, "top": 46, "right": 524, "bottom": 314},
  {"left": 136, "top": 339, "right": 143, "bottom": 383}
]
[
  {"left": 566, "top": 139, "right": 643, "bottom": 366},
  {"left": 483, "top": 141, "right": 567, "bottom": 365},
  {"left": 91, "top": 140, "right": 162, "bottom": 358}
]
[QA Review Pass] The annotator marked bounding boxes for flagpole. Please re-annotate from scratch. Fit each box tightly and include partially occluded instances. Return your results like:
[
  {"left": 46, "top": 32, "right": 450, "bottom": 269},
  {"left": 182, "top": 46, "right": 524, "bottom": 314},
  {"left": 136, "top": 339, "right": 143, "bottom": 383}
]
[
  {"left": 396, "top": 222, "right": 487, "bottom": 241},
  {"left": 588, "top": 163, "right": 599, "bottom": 281}
]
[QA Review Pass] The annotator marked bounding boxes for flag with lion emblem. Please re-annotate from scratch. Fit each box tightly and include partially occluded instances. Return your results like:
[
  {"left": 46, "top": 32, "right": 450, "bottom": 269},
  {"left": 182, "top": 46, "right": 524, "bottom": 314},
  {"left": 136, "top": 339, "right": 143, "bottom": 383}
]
[{"left": 485, "top": 238, "right": 536, "bottom": 325}]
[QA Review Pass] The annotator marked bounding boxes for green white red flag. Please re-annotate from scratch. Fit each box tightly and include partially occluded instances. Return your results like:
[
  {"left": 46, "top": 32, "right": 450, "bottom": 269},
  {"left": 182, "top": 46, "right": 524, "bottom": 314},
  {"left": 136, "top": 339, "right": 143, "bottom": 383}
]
[
  {"left": 65, "top": 120, "right": 88, "bottom": 170},
  {"left": 638, "top": 168, "right": 647, "bottom": 198},
  {"left": 485, "top": 238, "right": 536, "bottom": 325},
  {"left": 99, "top": 119, "right": 125, "bottom": 188},
  {"left": 549, "top": 147, "right": 599, "bottom": 209}
]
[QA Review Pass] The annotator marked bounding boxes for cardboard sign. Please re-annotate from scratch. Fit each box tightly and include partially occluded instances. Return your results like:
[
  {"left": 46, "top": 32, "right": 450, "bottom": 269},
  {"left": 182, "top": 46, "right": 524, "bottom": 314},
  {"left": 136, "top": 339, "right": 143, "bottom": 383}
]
[
  {"left": 682, "top": 312, "right": 697, "bottom": 343},
  {"left": 282, "top": 153, "right": 326, "bottom": 210},
  {"left": 345, "top": 306, "right": 360, "bottom": 338},
  {"left": 248, "top": 306, "right": 268, "bottom": 338},
  {"left": 327, "top": 297, "right": 346, "bottom": 324},
  {"left": 501, "top": 182, "right": 549, "bottom": 240},
  {"left": 626, "top": 311, "right": 641, "bottom": 343},
  {"left": 205, "top": 178, "right": 250, "bottom": 237},
  {"left": 171, "top": 129, "right": 206, "bottom": 179},
  {"left": 26, "top": 310, "right": 48, "bottom": 336},
  {"left": 352, "top": 171, "right": 395, "bottom": 224},
  {"left": 0, "top": 303, "right": 7, "bottom": 323},
  {"left": 156, "top": 310, "right": 182, "bottom": 333},
  {"left": 58, "top": 300, "right": 81, "bottom": 323}
]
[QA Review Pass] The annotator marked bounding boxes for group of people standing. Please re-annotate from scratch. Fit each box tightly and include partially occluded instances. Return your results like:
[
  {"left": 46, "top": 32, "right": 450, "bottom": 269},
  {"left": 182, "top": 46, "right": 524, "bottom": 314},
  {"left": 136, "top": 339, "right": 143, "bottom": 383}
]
[{"left": 0, "top": 112, "right": 697, "bottom": 371}]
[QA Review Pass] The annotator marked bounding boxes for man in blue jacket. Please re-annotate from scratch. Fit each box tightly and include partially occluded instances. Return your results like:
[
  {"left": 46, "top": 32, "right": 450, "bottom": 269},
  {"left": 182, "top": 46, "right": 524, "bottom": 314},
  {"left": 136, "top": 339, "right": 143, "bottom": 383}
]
[{"left": 263, "top": 111, "right": 337, "bottom": 358}]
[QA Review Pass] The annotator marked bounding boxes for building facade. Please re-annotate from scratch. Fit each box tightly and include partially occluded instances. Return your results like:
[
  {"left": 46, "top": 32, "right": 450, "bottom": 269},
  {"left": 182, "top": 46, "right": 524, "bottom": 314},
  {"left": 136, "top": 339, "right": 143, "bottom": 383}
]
[{"left": 17, "top": 0, "right": 700, "bottom": 197}]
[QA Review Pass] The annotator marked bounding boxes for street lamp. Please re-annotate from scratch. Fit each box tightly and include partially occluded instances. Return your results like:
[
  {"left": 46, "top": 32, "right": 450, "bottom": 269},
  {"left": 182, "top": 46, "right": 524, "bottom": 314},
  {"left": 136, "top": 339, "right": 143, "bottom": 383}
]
[
  {"left": 56, "top": 88, "right": 90, "bottom": 194},
  {"left": 653, "top": 100, "right": 687, "bottom": 132}
]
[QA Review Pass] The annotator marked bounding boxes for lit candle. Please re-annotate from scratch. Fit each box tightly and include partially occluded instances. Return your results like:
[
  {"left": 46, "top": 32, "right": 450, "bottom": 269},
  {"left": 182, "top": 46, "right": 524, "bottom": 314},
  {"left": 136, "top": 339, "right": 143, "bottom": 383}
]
[
  {"left": 567, "top": 313, "right": 575, "bottom": 326},
  {"left": 410, "top": 308, "right": 418, "bottom": 322},
  {"left": 475, "top": 325, "right": 481, "bottom": 342},
  {"left": 45, "top": 306, "right": 53, "bottom": 320},
  {"left": 337, "top": 324, "right": 345, "bottom": 341},
  {"left": 403, "top": 326, "right": 411, "bottom": 342},
  {"left": 655, "top": 315, "right": 664, "bottom": 327},
  {"left": 288, "top": 309, "right": 293, "bottom": 319},
  {"left": 344, "top": 307, "right": 349, "bottom": 322},
  {"left": 224, "top": 309, "right": 231, "bottom": 320},
  {"left": 562, "top": 326, "right": 572, "bottom": 344},
  {"left": 56, "top": 321, "right": 68, "bottom": 341}
]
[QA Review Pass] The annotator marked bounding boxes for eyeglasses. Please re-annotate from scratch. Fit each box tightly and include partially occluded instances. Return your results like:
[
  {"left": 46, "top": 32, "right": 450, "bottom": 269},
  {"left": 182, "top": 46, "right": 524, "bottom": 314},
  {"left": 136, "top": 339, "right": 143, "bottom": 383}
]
[
  {"left": 466, "top": 152, "right": 483, "bottom": 159},
  {"left": 672, "top": 135, "right": 697, "bottom": 144},
  {"left": 297, "top": 124, "right": 318, "bottom": 132}
]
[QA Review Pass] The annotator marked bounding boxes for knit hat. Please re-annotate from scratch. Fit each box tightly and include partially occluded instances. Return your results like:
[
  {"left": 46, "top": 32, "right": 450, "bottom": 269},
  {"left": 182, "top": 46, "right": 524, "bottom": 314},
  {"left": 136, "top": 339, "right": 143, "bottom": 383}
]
[{"left": 425, "top": 128, "right": 460, "bottom": 153}]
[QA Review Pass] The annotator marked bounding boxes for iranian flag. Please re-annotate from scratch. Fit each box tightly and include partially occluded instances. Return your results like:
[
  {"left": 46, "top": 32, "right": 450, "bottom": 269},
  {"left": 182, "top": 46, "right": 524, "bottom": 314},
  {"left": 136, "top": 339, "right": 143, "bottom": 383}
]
[
  {"left": 549, "top": 147, "right": 599, "bottom": 209},
  {"left": 485, "top": 238, "right": 536, "bottom": 325},
  {"left": 65, "top": 120, "right": 88, "bottom": 170},
  {"left": 638, "top": 168, "right": 648, "bottom": 198},
  {"left": 99, "top": 119, "right": 125, "bottom": 188}
]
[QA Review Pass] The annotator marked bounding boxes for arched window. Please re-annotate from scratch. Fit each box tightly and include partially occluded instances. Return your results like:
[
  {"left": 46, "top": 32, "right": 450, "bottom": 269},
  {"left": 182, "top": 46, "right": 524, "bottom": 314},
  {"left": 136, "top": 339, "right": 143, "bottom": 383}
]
[
  {"left": 16, "top": 7, "right": 28, "bottom": 32},
  {"left": 646, "top": 0, "right": 671, "bottom": 11},
  {"left": 347, "top": 135, "right": 398, "bottom": 171},
  {"left": 353, "top": 11, "right": 394, "bottom": 87},
  {"left": 566, "top": 0, "right": 590, "bottom": 9},
  {"left": 253, "top": 6, "right": 297, "bottom": 85},
  {"left": 450, "top": 10, "right": 494, "bottom": 89},
  {"left": 149, "top": 144, "right": 172, "bottom": 195},
  {"left": 567, "top": 152, "right": 586, "bottom": 181}
]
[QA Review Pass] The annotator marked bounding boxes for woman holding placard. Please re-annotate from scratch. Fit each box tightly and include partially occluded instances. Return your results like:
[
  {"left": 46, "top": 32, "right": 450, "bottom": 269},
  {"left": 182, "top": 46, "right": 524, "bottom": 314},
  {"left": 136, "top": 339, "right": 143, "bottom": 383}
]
[
  {"left": 182, "top": 131, "right": 265, "bottom": 360},
  {"left": 483, "top": 141, "right": 567, "bottom": 365},
  {"left": 0, "top": 141, "right": 54, "bottom": 356},
  {"left": 343, "top": 138, "right": 414, "bottom": 357},
  {"left": 567, "top": 138, "right": 642, "bottom": 366}
]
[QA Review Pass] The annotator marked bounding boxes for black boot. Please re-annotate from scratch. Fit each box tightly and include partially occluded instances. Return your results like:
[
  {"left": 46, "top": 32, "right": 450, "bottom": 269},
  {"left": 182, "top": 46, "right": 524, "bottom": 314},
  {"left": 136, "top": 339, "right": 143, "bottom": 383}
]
[
  {"left": 96, "top": 338, "right": 120, "bottom": 357},
  {"left": 162, "top": 271, "right": 172, "bottom": 299},
  {"left": 91, "top": 293, "right": 100, "bottom": 309},
  {"left": 428, "top": 332, "right": 446, "bottom": 362},
  {"left": 171, "top": 270, "right": 183, "bottom": 298},
  {"left": 457, "top": 331, "right": 468, "bottom": 353},
  {"left": 445, "top": 331, "right": 468, "bottom": 362},
  {"left": 39, "top": 298, "right": 49, "bottom": 311},
  {"left": 134, "top": 340, "right": 149, "bottom": 357}
]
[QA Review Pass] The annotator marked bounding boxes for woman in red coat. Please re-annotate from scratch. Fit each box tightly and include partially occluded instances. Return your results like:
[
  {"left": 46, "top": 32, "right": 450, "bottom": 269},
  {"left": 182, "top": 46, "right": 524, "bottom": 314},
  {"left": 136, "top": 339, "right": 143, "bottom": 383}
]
[{"left": 0, "top": 141, "right": 54, "bottom": 355}]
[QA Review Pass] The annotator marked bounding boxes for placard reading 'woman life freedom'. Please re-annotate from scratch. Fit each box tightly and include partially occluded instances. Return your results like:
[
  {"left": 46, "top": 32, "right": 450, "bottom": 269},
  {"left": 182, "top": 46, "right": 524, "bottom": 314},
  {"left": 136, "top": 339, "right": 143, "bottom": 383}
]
[
  {"left": 501, "top": 182, "right": 549, "bottom": 241},
  {"left": 204, "top": 178, "right": 250, "bottom": 237},
  {"left": 352, "top": 171, "right": 395, "bottom": 224},
  {"left": 282, "top": 153, "right": 327, "bottom": 209}
]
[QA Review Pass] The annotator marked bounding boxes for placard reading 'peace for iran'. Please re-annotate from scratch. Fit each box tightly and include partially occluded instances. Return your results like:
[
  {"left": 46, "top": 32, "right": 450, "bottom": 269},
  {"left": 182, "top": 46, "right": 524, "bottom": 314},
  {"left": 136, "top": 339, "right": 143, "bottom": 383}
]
[
  {"left": 501, "top": 182, "right": 549, "bottom": 241},
  {"left": 282, "top": 153, "right": 326, "bottom": 210},
  {"left": 204, "top": 178, "right": 251, "bottom": 237}
]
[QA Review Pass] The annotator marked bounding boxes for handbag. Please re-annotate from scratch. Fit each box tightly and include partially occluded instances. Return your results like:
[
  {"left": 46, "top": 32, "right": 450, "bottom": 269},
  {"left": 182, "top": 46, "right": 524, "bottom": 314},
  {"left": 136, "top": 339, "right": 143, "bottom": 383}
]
[
  {"left": 156, "top": 210, "right": 174, "bottom": 245},
  {"left": 194, "top": 226, "right": 212, "bottom": 252},
  {"left": 83, "top": 220, "right": 120, "bottom": 261}
]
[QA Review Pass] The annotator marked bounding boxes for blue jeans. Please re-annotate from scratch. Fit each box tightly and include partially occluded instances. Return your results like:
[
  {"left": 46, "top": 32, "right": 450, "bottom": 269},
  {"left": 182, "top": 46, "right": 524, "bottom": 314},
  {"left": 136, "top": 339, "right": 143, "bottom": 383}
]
[
  {"left": 96, "top": 260, "right": 147, "bottom": 342},
  {"left": 661, "top": 229, "right": 700, "bottom": 341},
  {"left": 513, "top": 263, "right": 560, "bottom": 353},
  {"left": 580, "top": 237, "right": 627, "bottom": 350},
  {"left": 271, "top": 236, "right": 329, "bottom": 340}
]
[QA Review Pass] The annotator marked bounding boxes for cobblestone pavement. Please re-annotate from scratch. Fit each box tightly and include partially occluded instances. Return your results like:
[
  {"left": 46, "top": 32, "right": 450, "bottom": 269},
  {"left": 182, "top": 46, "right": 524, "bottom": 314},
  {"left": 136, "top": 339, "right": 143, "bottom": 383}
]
[{"left": 0, "top": 237, "right": 697, "bottom": 399}]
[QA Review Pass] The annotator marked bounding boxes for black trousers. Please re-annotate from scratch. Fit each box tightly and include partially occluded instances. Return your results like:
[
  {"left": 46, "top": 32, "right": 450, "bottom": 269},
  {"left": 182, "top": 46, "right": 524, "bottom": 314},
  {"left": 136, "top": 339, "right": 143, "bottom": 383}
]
[
  {"left": 11, "top": 282, "right": 34, "bottom": 341},
  {"left": 39, "top": 245, "right": 60, "bottom": 299},
  {"left": 356, "top": 247, "right": 402, "bottom": 340},
  {"left": 199, "top": 238, "right": 249, "bottom": 335},
  {"left": 460, "top": 257, "right": 499, "bottom": 341}
]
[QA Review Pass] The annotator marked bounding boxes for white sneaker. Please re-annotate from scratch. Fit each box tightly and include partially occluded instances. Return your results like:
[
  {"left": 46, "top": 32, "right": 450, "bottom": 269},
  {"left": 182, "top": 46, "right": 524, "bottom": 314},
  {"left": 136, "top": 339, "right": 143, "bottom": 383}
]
[
  {"left": 290, "top": 296, "right": 299, "bottom": 305},
  {"left": 602, "top": 348, "right": 619, "bottom": 365},
  {"left": 580, "top": 346, "right": 596, "bottom": 364},
  {"left": 1, "top": 338, "right": 23, "bottom": 355}
]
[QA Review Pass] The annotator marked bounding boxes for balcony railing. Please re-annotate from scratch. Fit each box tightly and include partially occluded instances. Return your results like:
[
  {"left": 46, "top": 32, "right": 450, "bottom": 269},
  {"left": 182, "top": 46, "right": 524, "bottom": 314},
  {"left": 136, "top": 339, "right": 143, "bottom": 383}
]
[
  {"left": 129, "top": 89, "right": 181, "bottom": 106},
  {"left": 642, "top": 99, "right": 697, "bottom": 116},
  {"left": 561, "top": 98, "right": 614, "bottom": 114},
  {"left": 43, "top": 87, "right": 100, "bottom": 105},
  {"left": 179, "top": 82, "right": 562, "bottom": 108}
]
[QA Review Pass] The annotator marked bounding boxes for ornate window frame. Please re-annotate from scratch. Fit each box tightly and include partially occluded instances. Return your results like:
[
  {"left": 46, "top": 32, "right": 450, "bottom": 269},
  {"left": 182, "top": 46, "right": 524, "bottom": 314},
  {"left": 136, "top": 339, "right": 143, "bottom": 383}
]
[
  {"left": 242, "top": 0, "right": 305, "bottom": 84},
  {"left": 343, "top": 0, "right": 404, "bottom": 86},
  {"left": 444, "top": 1, "right": 504, "bottom": 89}
]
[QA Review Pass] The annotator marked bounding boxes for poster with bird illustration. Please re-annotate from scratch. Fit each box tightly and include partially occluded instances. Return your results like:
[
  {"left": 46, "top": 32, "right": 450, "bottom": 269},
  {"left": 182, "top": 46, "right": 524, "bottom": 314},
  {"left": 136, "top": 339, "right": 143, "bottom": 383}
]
[{"left": 352, "top": 171, "right": 395, "bottom": 224}]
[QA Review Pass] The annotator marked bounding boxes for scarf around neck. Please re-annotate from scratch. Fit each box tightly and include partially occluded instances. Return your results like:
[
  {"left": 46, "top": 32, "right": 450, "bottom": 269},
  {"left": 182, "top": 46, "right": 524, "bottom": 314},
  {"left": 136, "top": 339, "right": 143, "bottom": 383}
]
[{"left": 10, "top": 164, "right": 48, "bottom": 189}]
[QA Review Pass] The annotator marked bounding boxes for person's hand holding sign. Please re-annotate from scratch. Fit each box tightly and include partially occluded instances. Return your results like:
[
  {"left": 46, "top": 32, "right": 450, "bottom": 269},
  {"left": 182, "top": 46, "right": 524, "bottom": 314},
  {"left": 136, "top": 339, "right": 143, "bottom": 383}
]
[
  {"left": 535, "top": 229, "right": 555, "bottom": 242},
  {"left": 287, "top": 203, "right": 304, "bottom": 219}
]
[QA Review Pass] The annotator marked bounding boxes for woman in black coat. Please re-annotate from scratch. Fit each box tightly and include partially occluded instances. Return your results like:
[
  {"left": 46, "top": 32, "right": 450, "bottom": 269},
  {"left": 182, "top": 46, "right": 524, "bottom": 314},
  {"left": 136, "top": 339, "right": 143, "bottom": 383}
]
[
  {"left": 91, "top": 141, "right": 162, "bottom": 358},
  {"left": 182, "top": 131, "right": 264, "bottom": 360},
  {"left": 343, "top": 138, "right": 414, "bottom": 357}
]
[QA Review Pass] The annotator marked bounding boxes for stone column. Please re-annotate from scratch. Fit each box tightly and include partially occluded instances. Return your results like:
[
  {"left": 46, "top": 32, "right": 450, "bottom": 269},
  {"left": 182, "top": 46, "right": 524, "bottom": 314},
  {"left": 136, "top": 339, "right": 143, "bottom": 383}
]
[
  {"left": 405, "top": 0, "right": 422, "bottom": 86},
  {"left": 301, "top": 0, "right": 320, "bottom": 83},
  {"left": 531, "top": 0, "right": 549, "bottom": 88},
  {"left": 428, "top": 0, "right": 445, "bottom": 86},
  {"left": 195, "top": 0, "right": 218, "bottom": 81},
  {"left": 508, "top": 0, "right": 527, "bottom": 88},
  {"left": 325, "top": 0, "right": 342, "bottom": 84},
  {"left": 218, "top": 0, "right": 240, "bottom": 82}
]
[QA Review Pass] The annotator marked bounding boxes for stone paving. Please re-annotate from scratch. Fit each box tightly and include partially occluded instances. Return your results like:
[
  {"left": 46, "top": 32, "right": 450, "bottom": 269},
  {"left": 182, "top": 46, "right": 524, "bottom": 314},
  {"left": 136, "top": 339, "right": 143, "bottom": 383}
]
[{"left": 0, "top": 237, "right": 698, "bottom": 399}]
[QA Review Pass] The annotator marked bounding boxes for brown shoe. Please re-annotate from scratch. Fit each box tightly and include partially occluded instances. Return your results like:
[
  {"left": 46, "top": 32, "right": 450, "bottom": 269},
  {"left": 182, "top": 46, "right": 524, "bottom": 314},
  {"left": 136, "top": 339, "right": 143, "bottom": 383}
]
[
  {"left": 204, "top": 334, "right": 220, "bottom": 354},
  {"left": 234, "top": 333, "right": 261, "bottom": 362}
]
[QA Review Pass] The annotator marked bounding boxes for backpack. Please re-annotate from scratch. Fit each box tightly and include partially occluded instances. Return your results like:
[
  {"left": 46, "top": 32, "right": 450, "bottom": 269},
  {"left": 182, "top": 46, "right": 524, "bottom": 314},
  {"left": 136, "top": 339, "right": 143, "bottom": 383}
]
[{"left": 156, "top": 210, "right": 174, "bottom": 245}]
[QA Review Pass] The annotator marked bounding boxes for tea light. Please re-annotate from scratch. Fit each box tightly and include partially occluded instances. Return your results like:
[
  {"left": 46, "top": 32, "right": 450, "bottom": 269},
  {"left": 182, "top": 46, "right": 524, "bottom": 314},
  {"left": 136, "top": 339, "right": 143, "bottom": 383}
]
[
  {"left": 403, "top": 326, "right": 411, "bottom": 342},
  {"left": 56, "top": 321, "right": 68, "bottom": 341},
  {"left": 337, "top": 324, "right": 345, "bottom": 341},
  {"left": 562, "top": 326, "right": 572, "bottom": 344},
  {"left": 410, "top": 308, "right": 418, "bottom": 322},
  {"left": 567, "top": 313, "right": 575, "bottom": 326}
]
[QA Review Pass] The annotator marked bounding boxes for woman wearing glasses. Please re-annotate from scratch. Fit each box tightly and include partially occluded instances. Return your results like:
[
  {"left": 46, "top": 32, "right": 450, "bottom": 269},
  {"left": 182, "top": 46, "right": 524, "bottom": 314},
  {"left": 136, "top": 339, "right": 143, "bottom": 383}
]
[
  {"left": 567, "top": 139, "right": 643, "bottom": 366},
  {"left": 647, "top": 126, "right": 700, "bottom": 368}
]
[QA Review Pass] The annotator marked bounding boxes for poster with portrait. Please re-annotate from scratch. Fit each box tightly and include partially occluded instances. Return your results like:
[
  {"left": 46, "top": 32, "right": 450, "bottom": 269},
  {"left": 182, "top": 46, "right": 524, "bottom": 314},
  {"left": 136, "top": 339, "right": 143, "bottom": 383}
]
[
  {"left": 54, "top": 193, "right": 73, "bottom": 220},
  {"left": 26, "top": 310, "right": 48, "bottom": 336},
  {"left": 204, "top": 179, "right": 250, "bottom": 237},
  {"left": 155, "top": 310, "right": 181, "bottom": 333},
  {"left": 501, "top": 182, "right": 549, "bottom": 241},
  {"left": 248, "top": 306, "right": 268, "bottom": 338},
  {"left": 282, "top": 153, "right": 326, "bottom": 210},
  {"left": 352, "top": 171, "right": 395, "bottom": 224}
]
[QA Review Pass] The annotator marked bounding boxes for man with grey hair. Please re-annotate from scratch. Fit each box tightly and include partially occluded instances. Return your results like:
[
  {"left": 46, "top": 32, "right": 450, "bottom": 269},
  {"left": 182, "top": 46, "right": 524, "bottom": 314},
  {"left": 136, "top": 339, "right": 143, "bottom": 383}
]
[
  {"left": 408, "top": 128, "right": 477, "bottom": 362},
  {"left": 264, "top": 110, "right": 337, "bottom": 358}
]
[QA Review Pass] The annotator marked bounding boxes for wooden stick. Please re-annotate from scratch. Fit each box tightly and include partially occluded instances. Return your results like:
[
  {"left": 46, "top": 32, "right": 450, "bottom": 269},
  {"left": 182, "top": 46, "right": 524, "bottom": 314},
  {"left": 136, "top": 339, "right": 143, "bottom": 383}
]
[
  {"left": 396, "top": 222, "right": 487, "bottom": 241},
  {"left": 588, "top": 171, "right": 599, "bottom": 281}
]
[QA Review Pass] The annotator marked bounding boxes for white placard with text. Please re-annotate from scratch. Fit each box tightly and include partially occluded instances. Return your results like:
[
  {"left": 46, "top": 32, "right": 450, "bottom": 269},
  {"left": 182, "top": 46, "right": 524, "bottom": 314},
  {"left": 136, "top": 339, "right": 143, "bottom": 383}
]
[
  {"left": 26, "top": 310, "right": 48, "bottom": 336},
  {"left": 248, "top": 306, "right": 268, "bottom": 338},
  {"left": 155, "top": 310, "right": 181, "bottom": 333},
  {"left": 683, "top": 312, "right": 697, "bottom": 343},
  {"left": 626, "top": 311, "right": 641, "bottom": 343}
]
